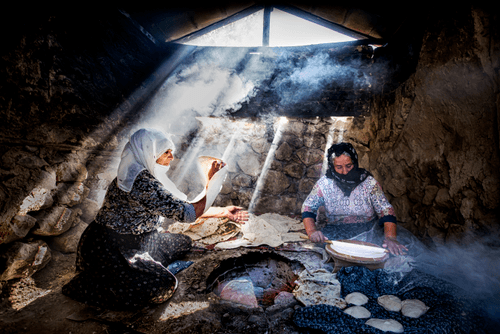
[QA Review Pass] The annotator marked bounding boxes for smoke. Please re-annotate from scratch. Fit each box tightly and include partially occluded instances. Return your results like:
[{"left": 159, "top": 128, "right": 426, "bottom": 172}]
[
  {"left": 139, "top": 47, "right": 275, "bottom": 136},
  {"left": 138, "top": 45, "right": 379, "bottom": 136},
  {"left": 414, "top": 238, "right": 500, "bottom": 325},
  {"left": 271, "top": 49, "right": 375, "bottom": 105}
]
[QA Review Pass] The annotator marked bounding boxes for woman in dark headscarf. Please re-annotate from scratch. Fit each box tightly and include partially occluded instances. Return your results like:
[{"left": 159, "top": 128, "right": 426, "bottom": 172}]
[
  {"left": 63, "top": 128, "right": 248, "bottom": 310},
  {"left": 301, "top": 142, "right": 407, "bottom": 255}
]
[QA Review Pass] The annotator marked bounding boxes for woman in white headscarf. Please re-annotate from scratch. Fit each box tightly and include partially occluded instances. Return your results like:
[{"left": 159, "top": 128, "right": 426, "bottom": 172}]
[{"left": 63, "top": 128, "right": 247, "bottom": 310}]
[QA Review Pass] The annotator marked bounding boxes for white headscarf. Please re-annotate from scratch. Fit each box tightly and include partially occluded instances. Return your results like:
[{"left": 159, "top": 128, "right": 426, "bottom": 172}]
[
  {"left": 116, "top": 128, "right": 187, "bottom": 200},
  {"left": 116, "top": 128, "right": 228, "bottom": 213}
]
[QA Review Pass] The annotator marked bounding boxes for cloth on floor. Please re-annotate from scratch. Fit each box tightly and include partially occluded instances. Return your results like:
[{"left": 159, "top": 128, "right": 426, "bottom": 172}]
[{"left": 293, "top": 266, "right": 490, "bottom": 334}]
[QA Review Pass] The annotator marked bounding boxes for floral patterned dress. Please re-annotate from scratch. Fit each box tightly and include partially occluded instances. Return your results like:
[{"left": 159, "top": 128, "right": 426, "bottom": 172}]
[
  {"left": 62, "top": 170, "right": 196, "bottom": 310},
  {"left": 301, "top": 175, "right": 397, "bottom": 240}
]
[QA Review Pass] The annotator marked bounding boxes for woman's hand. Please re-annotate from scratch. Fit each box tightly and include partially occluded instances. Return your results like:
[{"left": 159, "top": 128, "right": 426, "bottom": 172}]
[
  {"left": 309, "top": 230, "right": 328, "bottom": 243},
  {"left": 207, "top": 160, "right": 225, "bottom": 183},
  {"left": 223, "top": 206, "right": 248, "bottom": 224},
  {"left": 201, "top": 205, "right": 248, "bottom": 223},
  {"left": 382, "top": 237, "right": 408, "bottom": 256}
]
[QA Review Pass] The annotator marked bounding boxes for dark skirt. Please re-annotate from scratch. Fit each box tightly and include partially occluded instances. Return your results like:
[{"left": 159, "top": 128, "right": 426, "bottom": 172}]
[{"left": 62, "top": 221, "right": 192, "bottom": 310}]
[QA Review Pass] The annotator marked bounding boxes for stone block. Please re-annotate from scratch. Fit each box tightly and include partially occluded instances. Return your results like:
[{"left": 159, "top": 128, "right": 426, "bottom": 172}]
[
  {"left": 31, "top": 206, "right": 79, "bottom": 236},
  {"left": 283, "top": 120, "right": 306, "bottom": 136},
  {"left": 0, "top": 214, "right": 37, "bottom": 245},
  {"left": 232, "top": 174, "right": 252, "bottom": 187},
  {"left": 284, "top": 163, "right": 305, "bottom": 179},
  {"left": 422, "top": 185, "right": 439, "bottom": 205},
  {"left": 384, "top": 178, "right": 406, "bottom": 198},
  {"left": 236, "top": 152, "right": 261, "bottom": 177},
  {"left": 50, "top": 219, "right": 88, "bottom": 253},
  {"left": 306, "top": 163, "right": 323, "bottom": 178},
  {"left": 275, "top": 142, "right": 293, "bottom": 161},
  {"left": 303, "top": 132, "right": 326, "bottom": 149},
  {"left": 251, "top": 138, "right": 271, "bottom": 154},
  {"left": 73, "top": 198, "right": 101, "bottom": 224},
  {"left": 18, "top": 170, "right": 57, "bottom": 216},
  {"left": 252, "top": 195, "right": 297, "bottom": 215},
  {"left": 298, "top": 178, "right": 316, "bottom": 194},
  {"left": 262, "top": 170, "right": 290, "bottom": 195},
  {"left": 0, "top": 240, "right": 51, "bottom": 281},
  {"left": 56, "top": 160, "right": 88, "bottom": 182},
  {"left": 295, "top": 148, "right": 324, "bottom": 166},
  {"left": 434, "top": 188, "right": 452, "bottom": 208},
  {"left": 280, "top": 134, "right": 303, "bottom": 148},
  {"left": 56, "top": 182, "right": 90, "bottom": 207}
]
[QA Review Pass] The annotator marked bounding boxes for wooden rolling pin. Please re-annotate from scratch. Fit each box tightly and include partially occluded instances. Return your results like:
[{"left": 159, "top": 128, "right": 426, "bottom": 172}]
[{"left": 300, "top": 235, "right": 334, "bottom": 244}]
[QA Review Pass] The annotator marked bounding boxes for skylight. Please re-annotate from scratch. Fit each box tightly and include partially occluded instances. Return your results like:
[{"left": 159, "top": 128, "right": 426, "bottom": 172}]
[
  {"left": 269, "top": 9, "right": 357, "bottom": 46},
  {"left": 181, "top": 7, "right": 359, "bottom": 47},
  {"left": 183, "top": 10, "right": 264, "bottom": 47}
]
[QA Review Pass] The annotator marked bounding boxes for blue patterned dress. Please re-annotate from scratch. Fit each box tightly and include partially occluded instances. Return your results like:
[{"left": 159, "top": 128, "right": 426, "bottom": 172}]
[{"left": 62, "top": 170, "right": 196, "bottom": 310}]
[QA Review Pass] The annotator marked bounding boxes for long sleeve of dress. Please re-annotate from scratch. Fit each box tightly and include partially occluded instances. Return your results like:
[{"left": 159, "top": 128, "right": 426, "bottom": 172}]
[
  {"left": 368, "top": 179, "right": 397, "bottom": 224},
  {"left": 301, "top": 180, "right": 325, "bottom": 221},
  {"left": 130, "top": 170, "right": 196, "bottom": 222},
  {"left": 95, "top": 170, "right": 196, "bottom": 235}
]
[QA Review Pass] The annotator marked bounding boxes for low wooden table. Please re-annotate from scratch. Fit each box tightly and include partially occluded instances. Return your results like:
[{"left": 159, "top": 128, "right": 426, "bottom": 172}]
[{"left": 325, "top": 240, "right": 389, "bottom": 273}]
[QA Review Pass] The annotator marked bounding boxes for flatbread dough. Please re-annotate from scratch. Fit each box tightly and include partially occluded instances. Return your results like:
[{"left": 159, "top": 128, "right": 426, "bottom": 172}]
[
  {"left": 378, "top": 295, "right": 402, "bottom": 312},
  {"left": 365, "top": 319, "right": 404, "bottom": 333},
  {"left": 401, "top": 299, "right": 429, "bottom": 318},
  {"left": 345, "top": 292, "right": 369, "bottom": 306},
  {"left": 344, "top": 306, "right": 371, "bottom": 319}
]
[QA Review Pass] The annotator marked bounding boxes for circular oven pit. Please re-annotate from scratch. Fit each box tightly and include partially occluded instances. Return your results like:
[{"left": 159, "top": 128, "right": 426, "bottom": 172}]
[{"left": 206, "top": 252, "right": 304, "bottom": 308}]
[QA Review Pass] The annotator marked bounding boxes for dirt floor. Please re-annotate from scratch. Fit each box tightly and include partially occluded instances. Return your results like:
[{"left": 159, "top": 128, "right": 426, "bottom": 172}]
[{"left": 0, "top": 246, "right": 318, "bottom": 334}]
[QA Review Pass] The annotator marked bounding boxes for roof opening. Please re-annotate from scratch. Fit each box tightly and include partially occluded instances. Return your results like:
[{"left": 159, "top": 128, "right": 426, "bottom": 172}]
[
  {"left": 269, "top": 8, "right": 356, "bottom": 46},
  {"left": 178, "top": 7, "right": 361, "bottom": 47}
]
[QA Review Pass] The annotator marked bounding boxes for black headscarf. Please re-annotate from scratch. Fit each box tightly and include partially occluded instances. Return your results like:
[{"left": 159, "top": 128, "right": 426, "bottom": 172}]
[{"left": 325, "top": 142, "right": 371, "bottom": 197}]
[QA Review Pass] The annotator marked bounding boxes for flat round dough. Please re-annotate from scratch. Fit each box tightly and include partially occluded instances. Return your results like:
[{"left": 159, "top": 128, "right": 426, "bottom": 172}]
[
  {"left": 345, "top": 292, "right": 369, "bottom": 306},
  {"left": 377, "top": 295, "right": 402, "bottom": 312},
  {"left": 401, "top": 299, "right": 429, "bottom": 318},
  {"left": 344, "top": 306, "right": 371, "bottom": 319},
  {"left": 365, "top": 318, "right": 404, "bottom": 333}
]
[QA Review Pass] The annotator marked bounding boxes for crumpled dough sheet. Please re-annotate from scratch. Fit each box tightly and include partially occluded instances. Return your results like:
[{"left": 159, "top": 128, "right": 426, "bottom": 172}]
[
  {"left": 167, "top": 217, "right": 240, "bottom": 245},
  {"left": 168, "top": 213, "right": 307, "bottom": 249},
  {"left": 215, "top": 214, "right": 283, "bottom": 249},
  {"left": 292, "top": 268, "right": 346, "bottom": 309}
]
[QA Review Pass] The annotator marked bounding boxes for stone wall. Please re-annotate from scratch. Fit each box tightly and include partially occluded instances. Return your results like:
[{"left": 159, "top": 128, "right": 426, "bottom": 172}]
[
  {"left": 0, "top": 8, "right": 171, "bottom": 279},
  {"left": 362, "top": 5, "right": 500, "bottom": 246}
]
